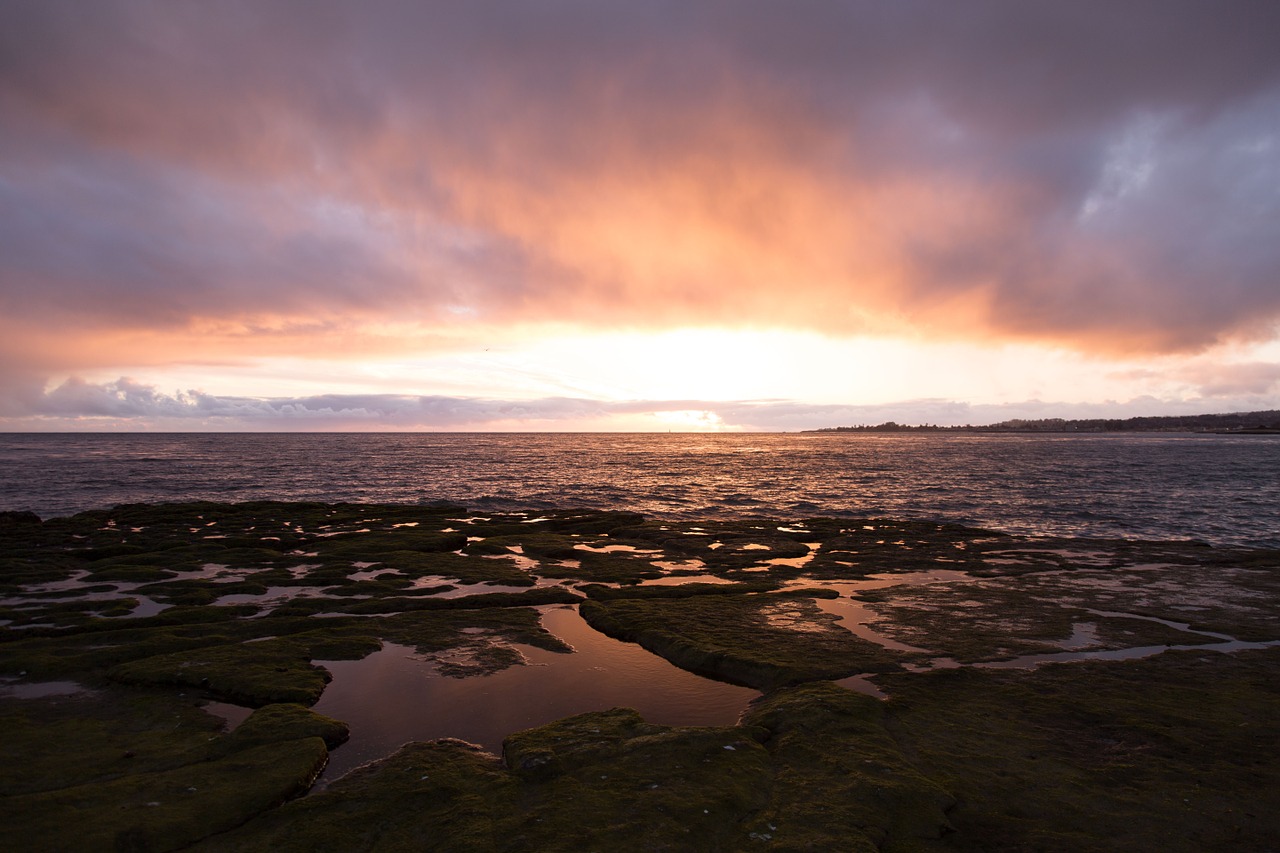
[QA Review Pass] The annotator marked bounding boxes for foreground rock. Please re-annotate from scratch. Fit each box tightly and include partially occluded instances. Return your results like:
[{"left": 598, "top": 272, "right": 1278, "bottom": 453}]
[
  {"left": 881, "top": 646, "right": 1280, "bottom": 851},
  {"left": 0, "top": 501, "right": 1276, "bottom": 850},
  {"left": 0, "top": 690, "right": 342, "bottom": 851},
  {"left": 581, "top": 591, "right": 903, "bottom": 690},
  {"left": 200, "top": 687, "right": 953, "bottom": 852}
]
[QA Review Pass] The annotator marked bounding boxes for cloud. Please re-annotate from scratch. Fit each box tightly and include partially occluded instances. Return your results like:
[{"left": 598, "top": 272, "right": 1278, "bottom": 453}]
[
  {"left": 4, "top": 376, "right": 1275, "bottom": 433},
  {"left": 2, "top": 0, "right": 1280, "bottom": 379},
  {"left": 1170, "top": 362, "right": 1280, "bottom": 398},
  {"left": 7, "top": 377, "right": 613, "bottom": 429}
]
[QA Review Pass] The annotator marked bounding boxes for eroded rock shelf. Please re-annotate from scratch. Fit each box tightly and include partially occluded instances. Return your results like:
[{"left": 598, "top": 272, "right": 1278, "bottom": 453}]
[{"left": 1, "top": 502, "right": 1277, "bottom": 851}]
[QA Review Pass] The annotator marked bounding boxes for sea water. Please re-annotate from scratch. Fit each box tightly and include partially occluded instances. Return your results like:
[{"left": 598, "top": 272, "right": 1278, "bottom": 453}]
[
  {"left": 0, "top": 432, "right": 1276, "bottom": 547},
  {"left": 4, "top": 430, "right": 1276, "bottom": 786}
]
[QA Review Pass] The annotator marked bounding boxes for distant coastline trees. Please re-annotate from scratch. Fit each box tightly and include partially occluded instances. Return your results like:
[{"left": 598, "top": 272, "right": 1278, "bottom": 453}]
[{"left": 810, "top": 411, "right": 1280, "bottom": 434}]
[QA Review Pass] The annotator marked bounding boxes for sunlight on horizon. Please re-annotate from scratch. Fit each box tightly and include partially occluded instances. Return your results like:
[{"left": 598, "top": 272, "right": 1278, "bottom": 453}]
[{"left": 29, "top": 323, "right": 1279, "bottom": 433}]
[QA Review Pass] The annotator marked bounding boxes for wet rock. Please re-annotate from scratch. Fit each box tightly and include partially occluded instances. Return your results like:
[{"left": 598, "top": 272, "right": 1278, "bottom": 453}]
[
  {"left": 107, "top": 634, "right": 379, "bottom": 706},
  {"left": 743, "top": 682, "right": 956, "bottom": 849},
  {"left": 581, "top": 591, "right": 903, "bottom": 691},
  {"left": 4, "top": 739, "right": 328, "bottom": 851},
  {"left": 879, "top": 647, "right": 1280, "bottom": 851},
  {"left": 225, "top": 703, "right": 350, "bottom": 750}
]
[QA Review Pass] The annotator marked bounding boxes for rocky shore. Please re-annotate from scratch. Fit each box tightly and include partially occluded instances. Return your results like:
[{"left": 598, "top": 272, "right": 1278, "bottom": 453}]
[{"left": 1, "top": 502, "right": 1277, "bottom": 851}]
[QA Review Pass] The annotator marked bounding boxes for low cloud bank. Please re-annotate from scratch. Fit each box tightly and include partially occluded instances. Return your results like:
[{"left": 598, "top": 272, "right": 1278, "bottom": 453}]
[{"left": 3, "top": 377, "right": 1276, "bottom": 433}]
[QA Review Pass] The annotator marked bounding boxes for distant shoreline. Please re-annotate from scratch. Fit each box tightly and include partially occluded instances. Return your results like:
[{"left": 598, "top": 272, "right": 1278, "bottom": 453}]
[{"left": 806, "top": 409, "right": 1280, "bottom": 434}]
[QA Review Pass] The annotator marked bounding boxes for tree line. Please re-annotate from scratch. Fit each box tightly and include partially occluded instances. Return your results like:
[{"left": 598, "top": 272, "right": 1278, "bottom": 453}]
[{"left": 811, "top": 410, "right": 1280, "bottom": 433}]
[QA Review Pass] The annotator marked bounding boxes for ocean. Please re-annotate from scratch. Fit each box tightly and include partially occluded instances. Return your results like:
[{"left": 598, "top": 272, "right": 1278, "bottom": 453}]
[{"left": 0, "top": 432, "right": 1277, "bottom": 548}]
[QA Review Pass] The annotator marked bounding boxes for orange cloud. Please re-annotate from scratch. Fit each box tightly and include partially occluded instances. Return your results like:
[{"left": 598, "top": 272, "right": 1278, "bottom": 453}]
[{"left": 2, "top": 0, "right": 1280, "bottom": 388}]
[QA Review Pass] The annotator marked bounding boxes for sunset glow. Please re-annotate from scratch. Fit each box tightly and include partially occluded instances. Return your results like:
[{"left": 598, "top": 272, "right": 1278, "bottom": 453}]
[{"left": 2, "top": 2, "right": 1278, "bottom": 431}]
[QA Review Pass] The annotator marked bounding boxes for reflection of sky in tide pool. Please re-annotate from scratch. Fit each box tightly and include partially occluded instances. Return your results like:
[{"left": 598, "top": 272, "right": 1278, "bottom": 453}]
[
  {"left": 310, "top": 605, "right": 757, "bottom": 787},
  {"left": 0, "top": 680, "right": 87, "bottom": 699}
]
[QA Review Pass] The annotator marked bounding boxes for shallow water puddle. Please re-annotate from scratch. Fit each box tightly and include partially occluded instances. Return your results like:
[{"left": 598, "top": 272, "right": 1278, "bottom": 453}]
[
  {"left": 779, "top": 570, "right": 980, "bottom": 654},
  {"left": 835, "top": 673, "right": 888, "bottom": 700},
  {"left": 203, "top": 700, "right": 254, "bottom": 730},
  {"left": 650, "top": 558, "right": 708, "bottom": 572},
  {"left": 640, "top": 574, "right": 737, "bottom": 587},
  {"left": 765, "top": 554, "right": 815, "bottom": 569},
  {"left": 487, "top": 550, "right": 540, "bottom": 572},
  {"left": 427, "top": 578, "right": 563, "bottom": 598},
  {"left": 573, "top": 543, "right": 661, "bottom": 555},
  {"left": 1, "top": 586, "right": 173, "bottom": 619},
  {"left": 812, "top": 595, "right": 930, "bottom": 653},
  {"left": 310, "top": 605, "right": 757, "bottom": 787},
  {"left": 128, "top": 596, "right": 171, "bottom": 618},
  {"left": 0, "top": 679, "right": 90, "bottom": 699},
  {"left": 212, "top": 586, "right": 337, "bottom": 608},
  {"left": 977, "top": 637, "right": 1280, "bottom": 670}
]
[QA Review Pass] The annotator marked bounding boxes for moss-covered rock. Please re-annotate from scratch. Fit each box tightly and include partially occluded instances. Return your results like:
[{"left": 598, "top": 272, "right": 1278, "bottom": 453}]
[
  {"left": 0, "top": 689, "right": 227, "bottom": 796},
  {"left": 879, "top": 647, "right": 1280, "bottom": 851},
  {"left": 192, "top": 739, "right": 518, "bottom": 852},
  {"left": 742, "top": 683, "right": 955, "bottom": 850},
  {"left": 498, "top": 711, "right": 774, "bottom": 851},
  {"left": 208, "top": 710, "right": 775, "bottom": 853},
  {"left": 2, "top": 500, "right": 1277, "bottom": 851},
  {"left": 108, "top": 633, "right": 380, "bottom": 706},
  {"left": 582, "top": 591, "right": 903, "bottom": 691},
  {"left": 857, "top": 557, "right": 1280, "bottom": 663},
  {"left": 3, "top": 738, "right": 328, "bottom": 852},
  {"left": 223, "top": 703, "right": 350, "bottom": 751},
  {"left": 0, "top": 686, "right": 344, "bottom": 852}
]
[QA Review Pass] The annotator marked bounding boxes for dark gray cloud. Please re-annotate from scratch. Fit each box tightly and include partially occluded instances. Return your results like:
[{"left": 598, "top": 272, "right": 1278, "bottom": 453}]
[{"left": 2, "top": 0, "right": 1279, "bottom": 357}]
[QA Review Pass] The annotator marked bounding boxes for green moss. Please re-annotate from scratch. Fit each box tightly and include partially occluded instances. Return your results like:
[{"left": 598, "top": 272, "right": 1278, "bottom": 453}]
[
  {"left": 541, "top": 510, "right": 646, "bottom": 534},
  {"left": 880, "top": 647, "right": 1280, "bottom": 851},
  {"left": 0, "top": 612, "right": 264, "bottom": 679},
  {"left": 741, "top": 682, "right": 956, "bottom": 850},
  {"left": 108, "top": 632, "right": 381, "bottom": 706},
  {"left": 0, "top": 689, "right": 227, "bottom": 796},
  {"left": 472, "top": 534, "right": 582, "bottom": 560},
  {"left": 3, "top": 500, "right": 1277, "bottom": 851},
  {"left": 310, "top": 530, "right": 469, "bottom": 560},
  {"left": 2, "top": 738, "right": 328, "bottom": 852},
  {"left": 373, "top": 550, "right": 534, "bottom": 586},
  {"left": 544, "top": 551, "right": 664, "bottom": 584},
  {"left": 83, "top": 563, "right": 177, "bottom": 583},
  {"left": 204, "top": 694, "right": 956, "bottom": 852},
  {"left": 208, "top": 710, "right": 774, "bottom": 853},
  {"left": 498, "top": 711, "right": 775, "bottom": 852},
  {"left": 0, "top": 556, "right": 82, "bottom": 593},
  {"left": 193, "top": 739, "right": 518, "bottom": 852},
  {"left": 224, "top": 703, "right": 350, "bottom": 751},
  {"left": 0, "top": 684, "right": 356, "bottom": 852},
  {"left": 321, "top": 587, "right": 581, "bottom": 615},
  {"left": 582, "top": 592, "right": 902, "bottom": 690},
  {"left": 858, "top": 556, "right": 1280, "bottom": 663}
]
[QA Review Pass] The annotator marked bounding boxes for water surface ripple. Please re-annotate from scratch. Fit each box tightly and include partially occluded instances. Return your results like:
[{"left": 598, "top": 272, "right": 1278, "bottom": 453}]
[{"left": 1, "top": 432, "right": 1276, "bottom": 547}]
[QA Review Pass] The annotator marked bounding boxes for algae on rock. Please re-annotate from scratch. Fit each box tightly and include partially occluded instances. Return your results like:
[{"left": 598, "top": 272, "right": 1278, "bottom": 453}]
[
  {"left": 581, "top": 591, "right": 903, "bottom": 690},
  {"left": 0, "top": 690, "right": 340, "bottom": 852}
]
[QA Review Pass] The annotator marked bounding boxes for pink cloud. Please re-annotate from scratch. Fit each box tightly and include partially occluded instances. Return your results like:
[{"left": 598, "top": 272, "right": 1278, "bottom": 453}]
[{"left": 2, "top": 0, "right": 1279, "bottom": 379}]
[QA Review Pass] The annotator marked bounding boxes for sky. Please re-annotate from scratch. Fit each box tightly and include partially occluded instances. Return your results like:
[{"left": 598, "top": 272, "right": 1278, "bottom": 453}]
[{"left": 2, "top": 0, "right": 1279, "bottom": 432}]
